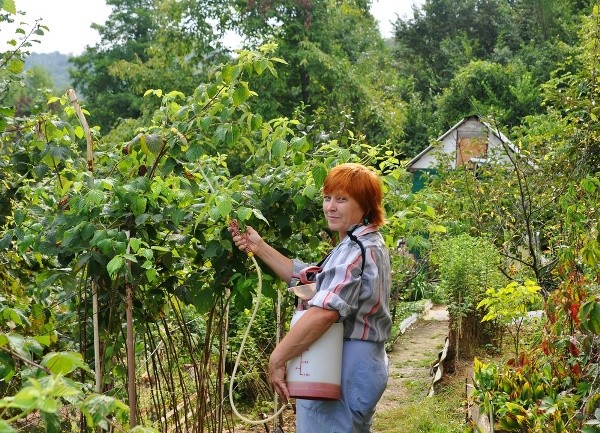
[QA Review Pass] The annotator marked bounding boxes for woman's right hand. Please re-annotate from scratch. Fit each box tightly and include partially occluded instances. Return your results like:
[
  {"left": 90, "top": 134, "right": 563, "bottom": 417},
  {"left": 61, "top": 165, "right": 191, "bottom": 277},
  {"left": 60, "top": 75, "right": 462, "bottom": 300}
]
[{"left": 228, "top": 224, "right": 263, "bottom": 255}]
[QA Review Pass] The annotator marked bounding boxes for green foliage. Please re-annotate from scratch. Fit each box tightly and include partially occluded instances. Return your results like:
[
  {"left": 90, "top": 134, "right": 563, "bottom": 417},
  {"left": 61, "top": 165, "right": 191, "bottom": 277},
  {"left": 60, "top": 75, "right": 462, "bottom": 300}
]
[
  {"left": 230, "top": 0, "right": 407, "bottom": 150},
  {"left": 478, "top": 280, "right": 542, "bottom": 324},
  {"left": 435, "top": 60, "right": 542, "bottom": 129},
  {"left": 2, "top": 20, "right": 409, "bottom": 427},
  {"left": 5, "top": 0, "right": 600, "bottom": 430},
  {"left": 472, "top": 269, "right": 600, "bottom": 431},
  {"left": 478, "top": 279, "right": 543, "bottom": 358},
  {"left": 432, "top": 234, "right": 506, "bottom": 318},
  {"left": 69, "top": 0, "right": 232, "bottom": 132},
  {"left": 469, "top": 11, "right": 600, "bottom": 422},
  {"left": 431, "top": 233, "right": 506, "bottom": 357}
]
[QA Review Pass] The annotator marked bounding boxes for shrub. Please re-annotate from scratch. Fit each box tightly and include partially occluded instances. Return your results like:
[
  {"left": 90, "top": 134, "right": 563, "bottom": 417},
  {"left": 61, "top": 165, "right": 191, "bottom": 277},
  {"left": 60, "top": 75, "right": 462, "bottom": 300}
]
[{"left": 431, "top": 234, "right": 506, "bottom": 362}]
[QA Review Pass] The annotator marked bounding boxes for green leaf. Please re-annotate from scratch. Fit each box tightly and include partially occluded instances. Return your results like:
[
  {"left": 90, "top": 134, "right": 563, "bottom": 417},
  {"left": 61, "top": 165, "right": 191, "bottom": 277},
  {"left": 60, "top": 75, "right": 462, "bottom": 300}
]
[
  {"left": 128, "top": 194, "right": 147, "bottom": 216},
  {"left": 85, "top": 190, "right": 105, "bottom": 207},
  {"left": 251, "top": 113, "right": 263, "bottom": 130},
  {"left": 14, "top": 209, "right": 25, "bottom": 225},
  {"left": 204, "top": 240, "right": 223, "bottom": 259},
  {"left": 10, "top": 385, "right": 41, "bottom": 410},
  {"left": 252, "top": 208, "right": 269, "bottom": 224},
  {"left": 254, "top": 58, "right": 269, "bottom": 75},
  {"left": 146, "top": 268, "right": 158, "bottom": 283},
  {"left": 81, "top": 394, "right": 129, "bottom": 429},
  {"left": 216, "top": 196, "right": 233, "bottom": 219},
  {"left": 1, "top": 0, "right": 17, "bottom": 14},
  {"left": 214, "top": 125, "right": 228, "bottom": 144},
  {"left": 140, "top": 133, "right": 163, "bottom": 155},
  {"left": 235, "top": 207, "right": 253, "bottom": 222},
  {"left": 0, "top": 351, "right": 15, "bottom": 381},
  {"left": 232, "top": 84, "right": 251, "bottom": 106},
  {"left": 303, "top": 184, "right": 317, "bottom": 199},
  {"left": 271, "top": 139, "right": 287, "bottom": 159},
  {"left": 107, "top": 256, "right": 125, "bottom": 278},
  {"left": 42, "top": 412, "right": 61, "bottom": 433},
  {"left": 221, "top": 65, "right": 240, "bottom": 84},
  {"left": 8, "top": 58, "right": 24, "bottom": 74},
  {"left": 5, "top": 333, "right": 34, "bottom": 359},
  {"left": 129, "top": 238, "right": 142, "bottom": 252},
  {"left": 2, "top": 307, "right": 30, "bottom": 327},
  {"left": 312, "top": 164, "right": 328, "bottom": 190},
  {"left": 581, "top": 301, "right": 600, "bottom": 334},
  {"left": 0, "top": 420, "right": 17, "bottom": 433},
  {"left": 207, "top": 83, "right": 219, "bottom": 98},
  {"left": 41, "top": 351, "right": 89, "bottom": 375},
  {"left": 33, "top": 335, "right": 51, "bottom": 347}
]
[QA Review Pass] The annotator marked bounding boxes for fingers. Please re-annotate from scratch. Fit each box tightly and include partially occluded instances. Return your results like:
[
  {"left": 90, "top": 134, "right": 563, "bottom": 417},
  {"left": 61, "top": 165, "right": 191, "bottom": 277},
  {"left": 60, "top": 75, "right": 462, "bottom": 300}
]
[
  {"left": 269, "top": 366, "right": 290, "bottom": 403},
  {"left": 227, "top": 224, "right": 251, "bottom": 253}
]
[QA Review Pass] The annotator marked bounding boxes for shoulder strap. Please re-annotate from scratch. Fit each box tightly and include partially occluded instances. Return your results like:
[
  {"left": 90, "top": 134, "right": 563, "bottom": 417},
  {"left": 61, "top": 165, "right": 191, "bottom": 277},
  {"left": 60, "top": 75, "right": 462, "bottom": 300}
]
[{"left": 346, "top": 227, "right": 366, "bottom": 276}]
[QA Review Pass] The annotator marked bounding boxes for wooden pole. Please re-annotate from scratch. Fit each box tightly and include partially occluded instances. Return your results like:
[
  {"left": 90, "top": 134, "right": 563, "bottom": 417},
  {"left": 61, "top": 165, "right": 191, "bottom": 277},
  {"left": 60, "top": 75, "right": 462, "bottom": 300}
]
[{"left": 125, "top": 230, "right": 137, "bottom": 428}]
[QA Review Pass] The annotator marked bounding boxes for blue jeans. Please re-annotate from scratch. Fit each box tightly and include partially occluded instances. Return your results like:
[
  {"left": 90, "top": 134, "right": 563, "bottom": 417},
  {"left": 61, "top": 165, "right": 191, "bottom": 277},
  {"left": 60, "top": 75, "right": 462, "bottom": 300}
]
[{"left": 295, "top": 339, "right": 388, "bottom": 433}]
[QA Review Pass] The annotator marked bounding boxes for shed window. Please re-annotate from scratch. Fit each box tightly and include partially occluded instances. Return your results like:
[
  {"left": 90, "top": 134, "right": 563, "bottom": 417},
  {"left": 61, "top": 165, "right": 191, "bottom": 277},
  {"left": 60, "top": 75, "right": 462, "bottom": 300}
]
[{"left": 456, "top": 137, "right": 487, "bottom": 168}]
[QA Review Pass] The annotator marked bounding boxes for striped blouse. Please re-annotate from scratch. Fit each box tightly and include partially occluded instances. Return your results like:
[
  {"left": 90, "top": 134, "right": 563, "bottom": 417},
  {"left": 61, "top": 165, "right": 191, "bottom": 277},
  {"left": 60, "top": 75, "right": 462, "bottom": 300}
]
[{"left": 292, "top": 224, "right": 392, "bottom": 343}]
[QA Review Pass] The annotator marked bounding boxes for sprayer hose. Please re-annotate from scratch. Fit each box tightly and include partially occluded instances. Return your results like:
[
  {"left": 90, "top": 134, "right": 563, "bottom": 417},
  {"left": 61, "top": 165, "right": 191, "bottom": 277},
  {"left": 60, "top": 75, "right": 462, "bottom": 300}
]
[{"left": 228, "top": 254, "right": 288, "bottom": 425}]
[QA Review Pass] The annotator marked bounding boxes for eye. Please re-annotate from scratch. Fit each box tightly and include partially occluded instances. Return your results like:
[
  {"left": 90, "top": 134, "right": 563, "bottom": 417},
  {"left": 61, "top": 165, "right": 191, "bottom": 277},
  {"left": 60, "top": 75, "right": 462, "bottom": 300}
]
[{"left": 323, "top": 195, "right": 331, "bottom": 201}]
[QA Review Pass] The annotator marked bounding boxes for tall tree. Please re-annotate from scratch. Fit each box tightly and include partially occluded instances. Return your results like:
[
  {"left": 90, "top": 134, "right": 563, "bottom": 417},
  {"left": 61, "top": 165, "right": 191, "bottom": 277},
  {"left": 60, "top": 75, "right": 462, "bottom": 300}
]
[
  {"left": 231, "top": 0, "right": 408, "bottom": 150},
  {"left": 69, "top": 0, "right": 156, "bottom": 131},
  {"left": 69, "top": 0, "right": 230, "bottom": 132}
]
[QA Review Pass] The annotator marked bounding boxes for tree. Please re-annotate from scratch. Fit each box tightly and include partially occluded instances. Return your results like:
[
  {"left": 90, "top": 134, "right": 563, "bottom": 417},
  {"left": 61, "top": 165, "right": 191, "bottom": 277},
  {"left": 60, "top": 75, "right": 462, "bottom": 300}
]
[
  {"left": 434, "top": 60, "right": 541, "bottom": 130},
  {"left": 231, "top": 0, "right": 408, "bottom": 151},
  {"left": 392, "top": 0, "right": 516, "bottom": 94},
  {"left": 69, "top": 0, "right": 231, "bottom": 132}
]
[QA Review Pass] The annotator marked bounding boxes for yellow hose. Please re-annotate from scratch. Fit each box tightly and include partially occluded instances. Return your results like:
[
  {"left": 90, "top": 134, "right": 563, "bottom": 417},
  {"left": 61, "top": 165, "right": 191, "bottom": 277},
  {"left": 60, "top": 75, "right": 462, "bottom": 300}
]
[{"left": 227, "top": 226, "right": 287, "bottom": 425}]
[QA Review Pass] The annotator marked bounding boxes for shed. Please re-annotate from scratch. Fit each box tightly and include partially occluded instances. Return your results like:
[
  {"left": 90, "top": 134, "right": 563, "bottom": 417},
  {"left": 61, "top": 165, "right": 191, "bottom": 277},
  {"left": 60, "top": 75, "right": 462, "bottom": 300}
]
[{"left": 406, "top": 116, "right": 518, "bottom": 191}]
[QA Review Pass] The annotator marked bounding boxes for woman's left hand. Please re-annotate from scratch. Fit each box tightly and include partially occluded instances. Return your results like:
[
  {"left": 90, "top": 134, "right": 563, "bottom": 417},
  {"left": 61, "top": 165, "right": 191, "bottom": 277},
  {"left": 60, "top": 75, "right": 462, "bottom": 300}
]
[{"left": 268, "top": 355, "right": 290, "bottom": 403}]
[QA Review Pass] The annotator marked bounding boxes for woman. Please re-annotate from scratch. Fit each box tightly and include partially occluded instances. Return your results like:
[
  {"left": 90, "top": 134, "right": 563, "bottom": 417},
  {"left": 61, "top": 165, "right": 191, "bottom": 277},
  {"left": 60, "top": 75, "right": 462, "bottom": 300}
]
[{"left": 230, "top": 162, "right": 392, "bottom": 433}]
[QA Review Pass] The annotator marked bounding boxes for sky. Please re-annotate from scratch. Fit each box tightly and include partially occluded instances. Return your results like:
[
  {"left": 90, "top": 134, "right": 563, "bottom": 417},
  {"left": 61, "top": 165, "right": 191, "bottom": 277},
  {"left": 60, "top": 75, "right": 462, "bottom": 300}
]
[{"left": 9, "top": 0, "right": 423, "bottom": 55}]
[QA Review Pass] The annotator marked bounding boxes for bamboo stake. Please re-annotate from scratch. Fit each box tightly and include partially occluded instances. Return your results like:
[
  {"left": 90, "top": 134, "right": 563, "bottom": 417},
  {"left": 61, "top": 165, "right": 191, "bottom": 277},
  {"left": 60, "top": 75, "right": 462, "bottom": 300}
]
[
  {"left": 67, "top": 89, "right": 101, "bottom": 397},
  {"left": 67, "top": 89, "right": 94, "bottom": 173},
  {"left": 218, "top": 291, "right": 230, "bottom": 433}
]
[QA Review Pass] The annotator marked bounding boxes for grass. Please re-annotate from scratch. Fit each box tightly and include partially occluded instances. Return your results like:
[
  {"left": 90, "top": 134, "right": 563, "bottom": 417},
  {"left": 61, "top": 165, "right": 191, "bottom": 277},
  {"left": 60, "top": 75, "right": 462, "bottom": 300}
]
[{"left": 374, "top": 376, "right": 468, "bottom": 433}]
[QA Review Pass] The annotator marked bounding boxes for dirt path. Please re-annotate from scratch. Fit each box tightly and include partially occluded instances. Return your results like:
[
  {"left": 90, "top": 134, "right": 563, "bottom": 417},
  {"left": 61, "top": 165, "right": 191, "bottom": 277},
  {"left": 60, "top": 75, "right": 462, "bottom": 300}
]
[{"left": 375, "top": 305, "right": 449, "bottom": 415}]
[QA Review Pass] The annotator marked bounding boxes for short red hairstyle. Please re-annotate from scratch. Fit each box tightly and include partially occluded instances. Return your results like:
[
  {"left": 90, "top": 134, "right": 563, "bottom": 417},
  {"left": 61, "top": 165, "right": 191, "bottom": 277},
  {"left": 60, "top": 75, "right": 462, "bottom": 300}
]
[{"left": 322, "top": 163, "right": 386, "bottom": 228}]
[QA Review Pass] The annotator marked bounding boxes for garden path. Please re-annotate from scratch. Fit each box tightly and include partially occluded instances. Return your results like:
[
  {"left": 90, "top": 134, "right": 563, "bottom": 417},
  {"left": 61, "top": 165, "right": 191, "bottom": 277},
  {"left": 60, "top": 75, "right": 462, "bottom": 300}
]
[{"left": 374, "top": 304, "right": 450, "bottom": 416}]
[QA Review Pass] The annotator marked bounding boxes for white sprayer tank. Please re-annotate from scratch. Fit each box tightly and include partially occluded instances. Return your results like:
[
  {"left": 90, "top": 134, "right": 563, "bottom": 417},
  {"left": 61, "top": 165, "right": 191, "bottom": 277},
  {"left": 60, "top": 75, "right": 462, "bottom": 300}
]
[{"left": 286, "top": 310, "right": 343, "bottom": 400}]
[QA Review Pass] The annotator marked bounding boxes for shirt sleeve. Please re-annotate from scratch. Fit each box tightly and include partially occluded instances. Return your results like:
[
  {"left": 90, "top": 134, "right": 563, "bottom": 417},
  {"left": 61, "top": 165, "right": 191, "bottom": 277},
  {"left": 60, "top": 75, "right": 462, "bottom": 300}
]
[
  {"left": 307, "top": 245, "right": 364, "bottom": 321},
  {"left": 291, "top": 258, "right": 310, "bottom": 286}
]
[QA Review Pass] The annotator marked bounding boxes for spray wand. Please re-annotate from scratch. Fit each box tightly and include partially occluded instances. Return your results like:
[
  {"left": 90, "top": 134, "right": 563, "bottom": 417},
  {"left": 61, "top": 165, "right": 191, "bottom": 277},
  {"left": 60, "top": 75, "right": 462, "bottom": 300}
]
[{"left": 227, "top": 219, "right": 287, "bottom": 426}]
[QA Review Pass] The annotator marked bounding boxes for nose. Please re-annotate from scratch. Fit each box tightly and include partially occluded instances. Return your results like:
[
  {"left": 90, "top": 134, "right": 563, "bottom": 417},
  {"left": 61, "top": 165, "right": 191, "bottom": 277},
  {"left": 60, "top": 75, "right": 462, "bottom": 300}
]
[{"left": 324, "top": 200, "right": 336, "bottom": 211}]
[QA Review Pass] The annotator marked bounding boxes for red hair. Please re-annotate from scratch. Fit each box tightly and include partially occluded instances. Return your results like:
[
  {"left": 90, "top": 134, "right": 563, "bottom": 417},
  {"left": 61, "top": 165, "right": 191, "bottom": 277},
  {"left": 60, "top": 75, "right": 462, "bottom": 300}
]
[{"left": 322, "top": 163, "right": 386, "bottom": 228}]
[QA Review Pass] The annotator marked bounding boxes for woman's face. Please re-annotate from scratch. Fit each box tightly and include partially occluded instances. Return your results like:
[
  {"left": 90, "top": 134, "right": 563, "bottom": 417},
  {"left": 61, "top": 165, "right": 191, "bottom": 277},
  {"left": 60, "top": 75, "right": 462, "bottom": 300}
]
[{"left": 323, "top": 190, "right": 365, "bottom": 238}]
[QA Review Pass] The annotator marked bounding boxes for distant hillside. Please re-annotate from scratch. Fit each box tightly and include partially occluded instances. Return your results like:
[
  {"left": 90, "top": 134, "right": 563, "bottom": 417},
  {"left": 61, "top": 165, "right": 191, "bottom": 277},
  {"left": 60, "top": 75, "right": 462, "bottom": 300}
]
[{"left": 25, "top": 52, "right": 73, "bottom": 91}]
